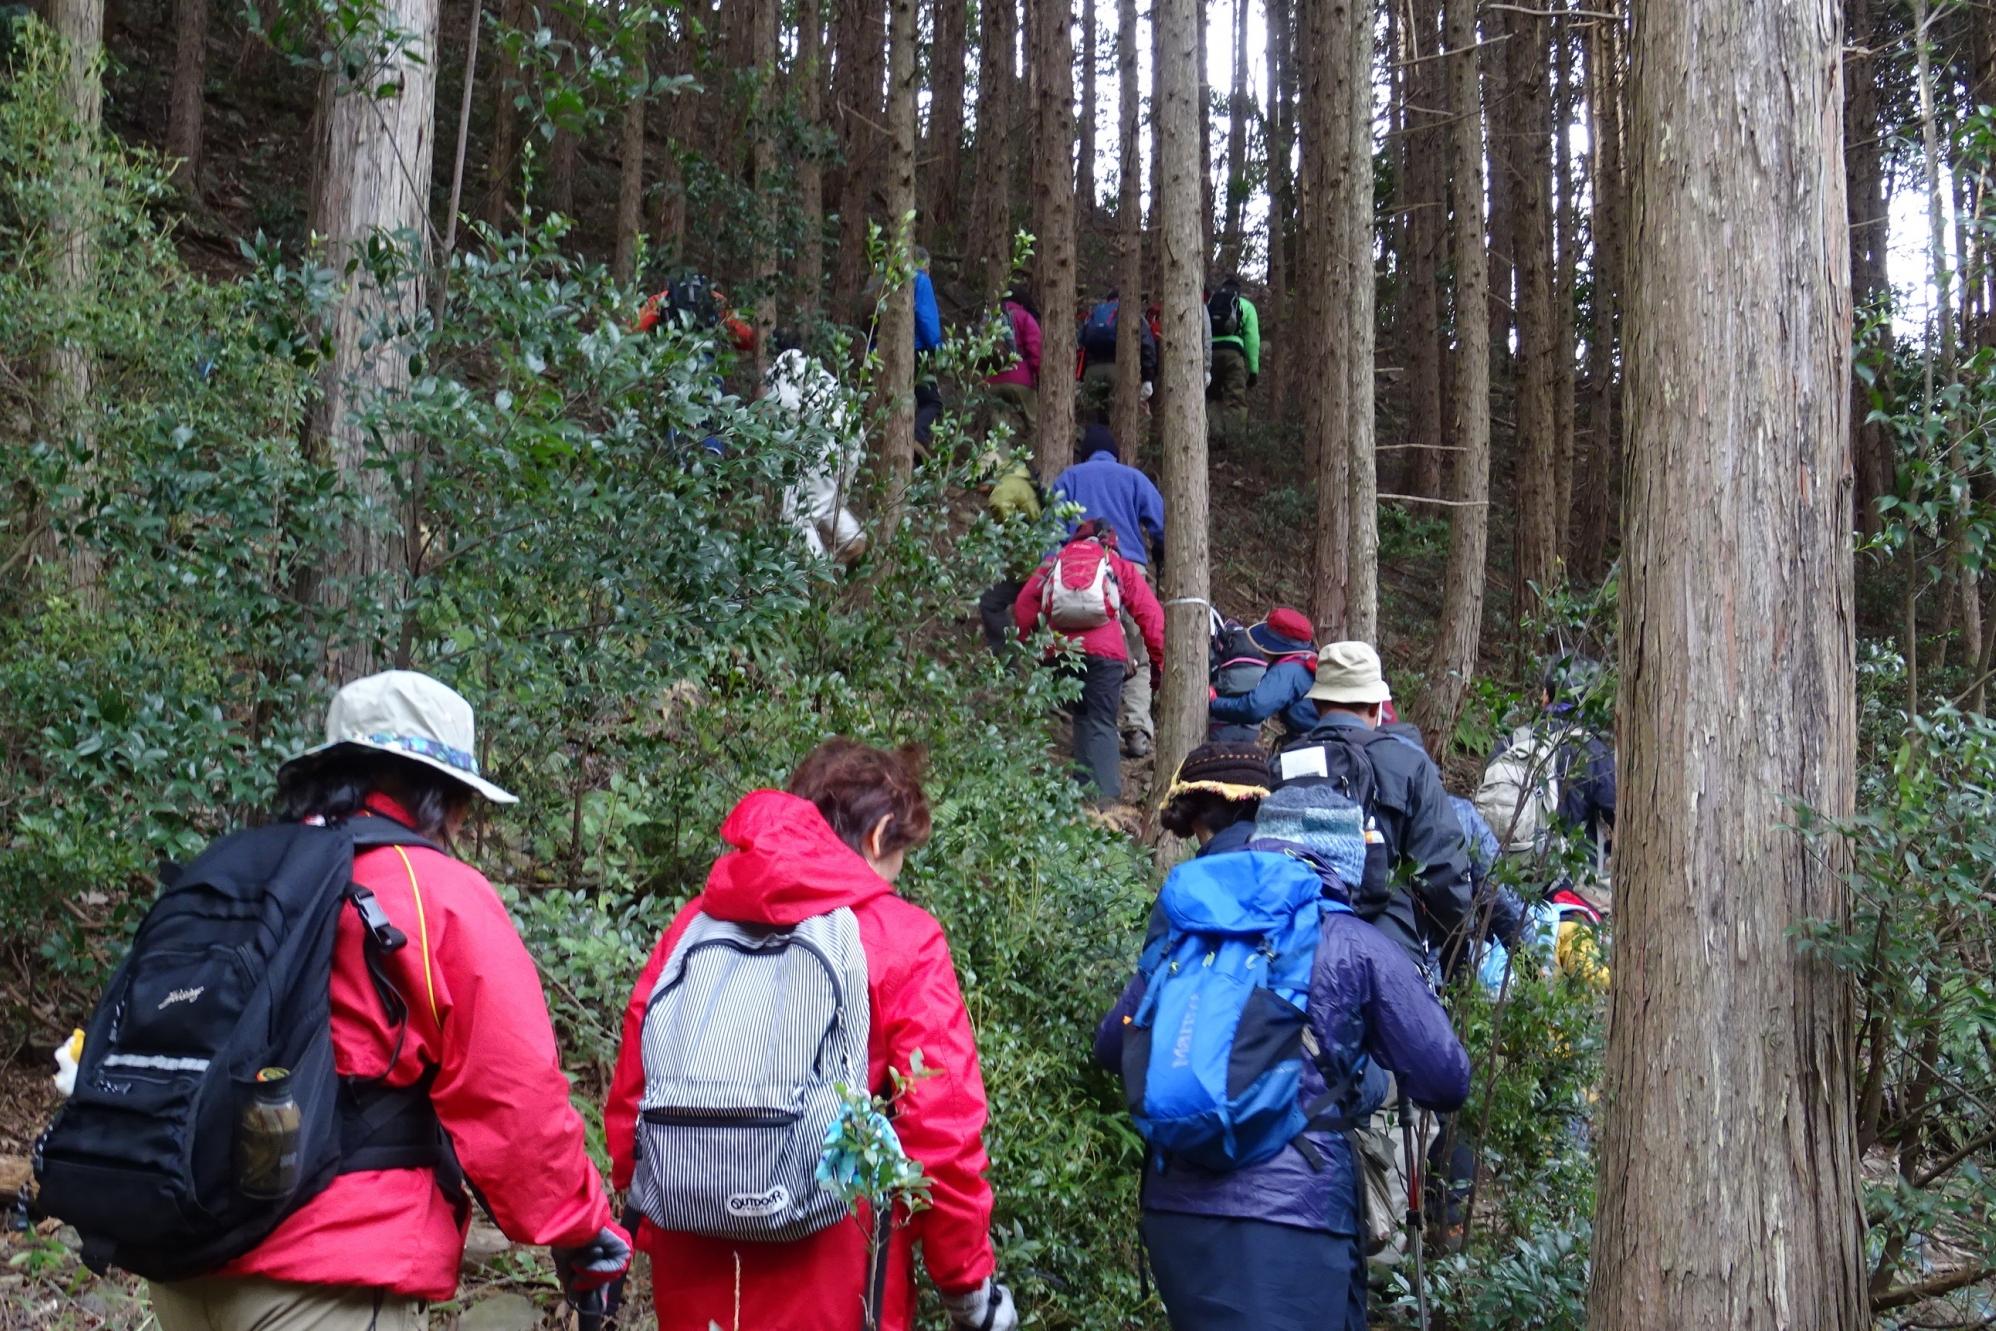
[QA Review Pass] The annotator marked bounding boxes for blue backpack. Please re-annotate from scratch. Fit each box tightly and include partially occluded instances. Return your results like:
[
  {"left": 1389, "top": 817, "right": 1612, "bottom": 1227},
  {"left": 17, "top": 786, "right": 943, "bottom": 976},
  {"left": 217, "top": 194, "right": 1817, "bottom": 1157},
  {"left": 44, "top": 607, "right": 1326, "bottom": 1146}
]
[
  {"left": 1081, "top": 300, "right": 1120, "bottom": 358},
  {"left": 1120, "top": 851, "right": 1359, "bottom": 1172}
]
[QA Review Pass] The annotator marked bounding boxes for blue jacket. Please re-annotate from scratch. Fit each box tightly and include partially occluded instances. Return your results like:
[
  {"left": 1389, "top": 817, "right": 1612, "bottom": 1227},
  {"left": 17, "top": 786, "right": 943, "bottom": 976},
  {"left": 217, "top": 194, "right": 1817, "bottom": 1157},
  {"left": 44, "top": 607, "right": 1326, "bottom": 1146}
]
[
  {"left": 913, "top": 271, "right": 942, "bottom": 353},
  {"left": 1209, "top": 644, "right": 1318, "bottom": 738},
  {"left": 1051, "top": 445, "right": 1166, "bottom": 565},
  {"left": 1094, "top": 860, "right": 1470, "bottom": 1236}
]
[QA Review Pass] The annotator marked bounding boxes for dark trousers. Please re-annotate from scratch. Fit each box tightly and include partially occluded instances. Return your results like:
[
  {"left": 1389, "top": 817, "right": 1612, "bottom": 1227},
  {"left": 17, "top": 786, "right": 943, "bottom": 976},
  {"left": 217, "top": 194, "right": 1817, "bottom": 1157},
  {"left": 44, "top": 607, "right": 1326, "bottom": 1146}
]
[
  {"left": 1210, "top": 345, "right": 1250, "bottom": 409},
  {"left": 1067, "top": 656, "right": 1126, "bottom": 799},
  {"left": 979, "top": 579, "right": 1025, "bottom": 654},
  {"left": 1142, "top": 1211, "right": 1367, "bottom": 1331},
  {"left": 915, "top": 380, "right": 944, "bottom": 447}
]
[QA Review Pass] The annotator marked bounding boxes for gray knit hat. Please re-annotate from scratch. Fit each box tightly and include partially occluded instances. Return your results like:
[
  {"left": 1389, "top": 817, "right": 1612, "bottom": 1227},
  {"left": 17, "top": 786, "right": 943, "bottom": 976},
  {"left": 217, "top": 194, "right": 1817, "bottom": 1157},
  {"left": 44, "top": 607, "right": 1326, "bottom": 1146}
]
[{"left": 1249, "top": 784, "right": 1367, "bottom": 889}]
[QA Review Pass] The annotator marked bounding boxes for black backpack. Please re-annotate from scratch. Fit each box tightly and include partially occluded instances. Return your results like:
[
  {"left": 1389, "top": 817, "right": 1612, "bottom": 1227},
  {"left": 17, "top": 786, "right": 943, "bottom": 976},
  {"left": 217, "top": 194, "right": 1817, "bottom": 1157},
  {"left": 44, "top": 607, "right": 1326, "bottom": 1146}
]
[
  {"left": 1270, "top": 726, "right": 1394, "bottom": 916},
  {"left": 34, "top": 819, "right": 455, "bottom": 1280},
  {"left": 1209, "top": 618, "right": 1269, "bottom": 697},
  {"left": 1080, "top": 300, "right": 1120, "bottom": 358},
  {"left": 663, "top": 273, "right": 720, "bottom": 329},
  {"left": 1209, "top": 287, "right": 1244, "bottom": 338}
]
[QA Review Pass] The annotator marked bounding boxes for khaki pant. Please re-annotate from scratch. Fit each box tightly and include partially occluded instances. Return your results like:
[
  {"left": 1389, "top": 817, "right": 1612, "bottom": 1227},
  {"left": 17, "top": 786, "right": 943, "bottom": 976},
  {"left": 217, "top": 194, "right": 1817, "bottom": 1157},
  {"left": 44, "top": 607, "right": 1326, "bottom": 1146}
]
[
  {"left": 986, "top": 381, "right": 1037, "bottom": 454},
  {"left": 1355, "top": 1074, "right": 1438, "bottom": 1271},
  {"left": 150, "top": 1277, "right": 428, "bottom": 1331},
  {"left": 1120, "top": 563, "right": 1154, "bottom": 744}
]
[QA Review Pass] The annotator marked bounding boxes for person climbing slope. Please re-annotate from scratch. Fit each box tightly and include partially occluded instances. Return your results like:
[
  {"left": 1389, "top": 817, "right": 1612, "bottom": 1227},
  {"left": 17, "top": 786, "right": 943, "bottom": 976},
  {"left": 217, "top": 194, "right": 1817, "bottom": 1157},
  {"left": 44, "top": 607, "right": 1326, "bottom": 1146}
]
[
  {"left": 38, "top": 671, "right": 628, "bottom": 1330},
  {"left": 1049, "top": 425, "right": 1166, "bottom": 758},
  {"left": 605, "top": 740, "right": 1015, "bottom": 1331},
  {"left": 1207, "top": 275, "right": 1261, "bottom": 416},
  {"left": 1094, "top": 774, "right": 1470, "bottom": 1331},
  {"left": 766, "top": 339, "right": 866, "bottom": 561},
  {"left": 1207, "top": 606, "right": 1319, "bottom": 744},
  {"left": 1013, "top": 520, "right": 1166, "bottom": 801},
  {"left": 1077, "top": 287, "right": 1157, "bottom": 418},
  {"left": 986, "top": 287, "right": 1045, "bottom": 453}
]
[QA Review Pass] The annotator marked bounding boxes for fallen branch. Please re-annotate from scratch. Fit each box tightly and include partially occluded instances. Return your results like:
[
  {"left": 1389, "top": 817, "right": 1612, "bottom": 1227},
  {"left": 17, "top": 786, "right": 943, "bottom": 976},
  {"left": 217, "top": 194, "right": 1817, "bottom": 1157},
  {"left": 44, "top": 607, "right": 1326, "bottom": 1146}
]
[
  {"left": 1875, "top": 1265, "right": 1996, "bottom": 1312},
  {"left": 1377, "top": 492, "right": 1489, "bottom": 507}
]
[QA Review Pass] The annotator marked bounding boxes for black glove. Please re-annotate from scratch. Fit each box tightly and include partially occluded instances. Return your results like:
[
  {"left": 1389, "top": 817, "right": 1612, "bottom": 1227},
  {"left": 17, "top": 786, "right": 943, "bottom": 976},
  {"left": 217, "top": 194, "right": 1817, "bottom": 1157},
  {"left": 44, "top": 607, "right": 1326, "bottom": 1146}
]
[
  {"left": 1247, "top": 372, "right": 1259, "bottom": 389},
  {"left": 553, "top": 1222, "right": 633, "bottom": 1297}
]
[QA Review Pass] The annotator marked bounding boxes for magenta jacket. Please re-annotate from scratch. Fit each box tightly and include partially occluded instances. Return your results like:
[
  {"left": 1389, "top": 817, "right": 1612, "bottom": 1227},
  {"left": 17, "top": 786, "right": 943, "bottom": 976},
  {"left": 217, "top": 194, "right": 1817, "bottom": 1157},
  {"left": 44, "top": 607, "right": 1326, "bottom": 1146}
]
[{"left": 988, "top": 300, "right": 1043, "bottom": 389}]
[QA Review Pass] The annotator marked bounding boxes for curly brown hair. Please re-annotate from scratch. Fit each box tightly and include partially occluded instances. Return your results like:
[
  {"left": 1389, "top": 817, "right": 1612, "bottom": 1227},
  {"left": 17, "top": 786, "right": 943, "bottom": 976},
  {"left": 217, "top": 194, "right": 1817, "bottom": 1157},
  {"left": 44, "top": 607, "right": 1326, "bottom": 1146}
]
[{"left": 786, "top": 738, "right": 934, "bottom": 859}]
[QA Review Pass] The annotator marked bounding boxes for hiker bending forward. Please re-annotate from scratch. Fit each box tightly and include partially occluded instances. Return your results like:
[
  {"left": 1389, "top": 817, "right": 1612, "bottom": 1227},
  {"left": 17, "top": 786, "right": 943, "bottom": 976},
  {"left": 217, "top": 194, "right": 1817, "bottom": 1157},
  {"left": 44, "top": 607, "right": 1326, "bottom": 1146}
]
[
  {"left": 1095, "top": 779, "right": 1469, "bottom": 1331},
  {"left": 606, "top": 741, "right": 1015, "bottom": 1331}
]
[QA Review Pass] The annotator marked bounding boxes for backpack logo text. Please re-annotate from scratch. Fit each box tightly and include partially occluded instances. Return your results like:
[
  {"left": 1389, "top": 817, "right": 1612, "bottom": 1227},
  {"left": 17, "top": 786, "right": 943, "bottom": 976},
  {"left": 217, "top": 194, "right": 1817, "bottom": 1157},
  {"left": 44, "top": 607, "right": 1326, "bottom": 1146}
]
[
  {"left": 726, "top": 1185, "right": 792, "bottom": 1218},
  {"left": 157, "top": 987, "right": 205, "bottom": 1010}
]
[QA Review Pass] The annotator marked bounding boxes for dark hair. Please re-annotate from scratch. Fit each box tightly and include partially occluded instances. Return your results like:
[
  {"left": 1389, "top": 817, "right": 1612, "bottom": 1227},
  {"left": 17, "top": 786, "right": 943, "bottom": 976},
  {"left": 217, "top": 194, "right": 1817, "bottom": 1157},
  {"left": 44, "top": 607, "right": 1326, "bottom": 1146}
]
[
  {"left": 275, "top": 750, "right": 472, "bottom": 842},
  {"left": 771, "top": 327, "right": 804, "bottom": 356},
  {"left": 787, "top": 739, "right": 933, "bottom": 859},
  {"left": 1005, "top": 286, "right": 1041, "bottom": 321},
  {"left": 1161, "top": 791, "right": 1261, "bottom": 840}
]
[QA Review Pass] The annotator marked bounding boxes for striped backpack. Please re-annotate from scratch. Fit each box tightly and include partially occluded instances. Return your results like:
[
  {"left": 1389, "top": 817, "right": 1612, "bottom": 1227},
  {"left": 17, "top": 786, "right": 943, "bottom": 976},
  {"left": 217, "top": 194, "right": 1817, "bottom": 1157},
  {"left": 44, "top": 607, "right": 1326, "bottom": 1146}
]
[{"left": 629, "top": 909, "right": 871, "bottom": 1241}]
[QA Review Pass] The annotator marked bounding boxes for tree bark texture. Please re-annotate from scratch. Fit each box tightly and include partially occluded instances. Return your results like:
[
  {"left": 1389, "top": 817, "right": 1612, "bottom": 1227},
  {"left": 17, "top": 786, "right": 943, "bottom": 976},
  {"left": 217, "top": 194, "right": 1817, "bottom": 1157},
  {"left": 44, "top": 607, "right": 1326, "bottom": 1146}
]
[
  {"left": 1843, "top": 0, "right": 1888, "bottom": 532},
  {"left": 1552, "top": 12, "right": 1577, "bottom": 557},
  {"left": 1263, "top": 0, "right": 1292, "bottom": 404},
  {"left": 1154, "top": 0, "right": 1210, "bottom": 803},
  {"left": 968, "top": 0, "right": 1019, "bottom": 300},
  {"left": 1298, "top": 0, "right": 1344, "bottom": 632},
  {"left": 166, "top": 0, "right": 208, "bottom": 192},
  {"left": 546, "top": 6, "right": 578, "bottom": 217},
  {"left": 795, "top": 0, "right": 826, "bottom": 315},
  {"left": 1032, "top": 0, "right": 1079, "bottom": 477},
  {"left": 1572, "top": 9, "right": 1623, "bottom": 579},
  {"left": 876, "top": 0, "right": 918, "bottom": 529},
  {"left": 1112, "top": 0, "right": 1145, "bottom": 450},
  {"left": 1402, "top": 0, "right": 1446, "bottom": 502},
  {"left": 1511, "top": 6, "right": 1560, "bottom": 624},
  {"left": 750, "top": 0, "right": 779, "bottom": 376},
  {"left": 613, "top": 12, "right": 647, "bottom": 284},
  {"left": 1483, "top": 2, "right": 1514, "bottom": 372},
  {"left": 49, "top": 0, "right": 102, "bottom": 593},
  {"left": 1409, "top": 0, "right": 1490, "bottom": 748},
  {"left": 482, "top": 0, "right": 525, "bottom": 227},
  {"left": 1587, "top": 3, "right": 1867, "bottom": 1328},
  {"left": 1337, "top": 0, "right": 1376, "bottom": 641},
  {"left": 304, "top": 0, "right": 440, "bottom": 681},
  {"left": 1079, "top": 0, "right": 1097, "bottom": 222},
  {"left": 927, "top": 0, "right": 968, "bottom": 233},
  {"left": 1198, "top": 0, "right": 1213, "bottom": 263},
  {"left": 1219, "top": 0, "right": 1250, "bottom": 273},
  {"left": 832, "top": 0, "right": 887, "bottom": 317}
]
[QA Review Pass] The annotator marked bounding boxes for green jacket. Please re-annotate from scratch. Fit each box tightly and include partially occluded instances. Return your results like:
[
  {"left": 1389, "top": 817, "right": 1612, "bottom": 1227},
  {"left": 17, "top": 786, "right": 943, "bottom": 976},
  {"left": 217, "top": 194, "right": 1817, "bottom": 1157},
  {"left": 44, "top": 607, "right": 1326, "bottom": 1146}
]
[
  {"left": 1212, "top": 293, "right": 1261, "bottom": 376},
  {"left": 989, "top": 463, "right": 1042, "bottom": 522}
]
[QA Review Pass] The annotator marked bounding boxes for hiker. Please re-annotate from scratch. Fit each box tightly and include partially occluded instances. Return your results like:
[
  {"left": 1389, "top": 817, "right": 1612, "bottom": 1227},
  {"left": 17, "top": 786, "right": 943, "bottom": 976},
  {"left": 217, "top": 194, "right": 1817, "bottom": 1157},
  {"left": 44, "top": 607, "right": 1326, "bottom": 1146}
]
[
  {"left": 1049, "top": 425, "right": 1166, "bottom": 758},
  {"left": 604, "top": 740, "right": 1015, "bottom": 1331},
  {"left": 1207, "top": 606, "right": 1319, "bottom": 744},
  {"left": 1476, "top": 654, "right": 1617, "bottom": 865},
  {"left": 37, "top": 671, "right": 629, "bottom": 1329},
  {"left": 767, "top": 341, "right": 866, "bottom": 561},
  {"left": 1077, "top": 288, "right": 1157, "bottom": 417},
  {"left": 635, "top": 269, "right": 751, "bottom": 458},
  {"left": 1094, "top": 776, "right": 1471, "bottom": 1331},
  {"left": 1271, "top": 642, "right": 1475, "bottom": 971},
  {"left": 986, "top": 287, "right": 1044, "bottom": 452},
  {"left": 979, "top": 457, "right": 1043, "bottom": 654},
  {"left": 1013, "top": 520, "right": 1166, "bottom": 800},
  {"left": 914, "top": 246, "right": 945, "bottom": 448},
  {"left": 1207, "top": 276, "right": 1261, "bottom": 413},
  {"left": 1156, "top": 742, "right": 1272, "bottom": 854}
]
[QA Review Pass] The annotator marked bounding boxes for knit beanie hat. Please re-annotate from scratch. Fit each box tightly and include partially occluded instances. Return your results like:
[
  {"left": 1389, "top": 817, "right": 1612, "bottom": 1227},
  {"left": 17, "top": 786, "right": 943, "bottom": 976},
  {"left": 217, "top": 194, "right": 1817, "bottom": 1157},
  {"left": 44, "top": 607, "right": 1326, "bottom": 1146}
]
[
  {"left": 1161, "top": 743, "right": 1272, "bottom": 806},
  {"left": 1249, "top": 784, "right": 1367, "bottom": 889}
]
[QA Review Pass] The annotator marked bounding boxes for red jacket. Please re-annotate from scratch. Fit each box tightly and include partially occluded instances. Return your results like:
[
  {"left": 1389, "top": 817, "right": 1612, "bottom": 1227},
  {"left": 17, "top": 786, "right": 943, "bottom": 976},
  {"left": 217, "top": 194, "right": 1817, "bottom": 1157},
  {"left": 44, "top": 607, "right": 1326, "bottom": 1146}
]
[
  {"left": 605, "top": 791, "right": 996, "bottom": 1331},
  {"left": 218, "top": 796, "right": 613, "bottom": 1300},
  {"left": 1013, "top": 544, "right": 1167, "bottom": 667}
]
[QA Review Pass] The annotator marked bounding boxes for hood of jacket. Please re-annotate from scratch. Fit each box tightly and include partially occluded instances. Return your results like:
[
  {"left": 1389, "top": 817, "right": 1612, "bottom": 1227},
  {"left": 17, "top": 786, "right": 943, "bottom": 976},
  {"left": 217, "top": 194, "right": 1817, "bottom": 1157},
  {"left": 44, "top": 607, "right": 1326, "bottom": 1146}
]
[{"left": 702, "top": 790, "right": 896, "bottom": 926}]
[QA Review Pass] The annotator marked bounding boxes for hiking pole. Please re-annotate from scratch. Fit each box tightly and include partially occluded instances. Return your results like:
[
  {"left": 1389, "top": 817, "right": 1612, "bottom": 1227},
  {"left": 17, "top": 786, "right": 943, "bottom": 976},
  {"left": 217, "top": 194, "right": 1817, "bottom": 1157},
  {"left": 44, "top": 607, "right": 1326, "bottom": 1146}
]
[{"left": 1400, "top": 1091, "right": 1431, "bottom": 1331}]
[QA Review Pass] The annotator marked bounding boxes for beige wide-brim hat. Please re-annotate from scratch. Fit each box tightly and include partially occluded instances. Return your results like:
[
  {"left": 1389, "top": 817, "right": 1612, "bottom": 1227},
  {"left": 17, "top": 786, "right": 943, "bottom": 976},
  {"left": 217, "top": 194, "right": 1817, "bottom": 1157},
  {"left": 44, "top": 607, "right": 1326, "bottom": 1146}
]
[
  {"left": 279, "top": 670, "right": 518, "bottom": 804},
  {"left": 1308, "top": 641, "right": 1394, "bottom": 705}
]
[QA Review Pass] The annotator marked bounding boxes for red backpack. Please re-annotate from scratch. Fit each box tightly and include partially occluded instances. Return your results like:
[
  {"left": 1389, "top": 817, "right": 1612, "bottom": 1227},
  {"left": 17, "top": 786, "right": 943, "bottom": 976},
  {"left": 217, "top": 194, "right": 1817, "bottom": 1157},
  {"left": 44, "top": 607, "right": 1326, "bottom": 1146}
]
[{"left": 1041, "top": 538, "right": 1122, "bottom": 631}]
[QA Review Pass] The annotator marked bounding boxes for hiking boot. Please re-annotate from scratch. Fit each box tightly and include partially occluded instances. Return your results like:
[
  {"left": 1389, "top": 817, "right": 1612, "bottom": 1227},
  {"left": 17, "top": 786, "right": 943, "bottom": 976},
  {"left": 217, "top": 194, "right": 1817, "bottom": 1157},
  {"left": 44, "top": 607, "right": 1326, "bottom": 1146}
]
[{"left": 1122, "top": 731, "right": 1153, "bottom": 759}]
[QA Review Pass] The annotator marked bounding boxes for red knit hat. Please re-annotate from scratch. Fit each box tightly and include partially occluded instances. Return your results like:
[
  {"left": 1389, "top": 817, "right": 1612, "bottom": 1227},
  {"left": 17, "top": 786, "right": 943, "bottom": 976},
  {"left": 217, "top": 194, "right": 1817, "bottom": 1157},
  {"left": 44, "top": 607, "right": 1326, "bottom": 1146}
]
[{"left": 1266, "top": 606, "right": 1314, "bottom": 644}]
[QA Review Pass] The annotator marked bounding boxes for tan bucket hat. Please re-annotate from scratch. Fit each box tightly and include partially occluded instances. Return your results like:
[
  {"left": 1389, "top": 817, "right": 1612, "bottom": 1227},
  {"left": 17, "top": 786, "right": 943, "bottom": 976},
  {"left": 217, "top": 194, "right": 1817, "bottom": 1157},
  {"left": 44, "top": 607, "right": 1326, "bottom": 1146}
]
[
  {"left": 1308, "top": 641, "right": 1393, "bottom": 705},
  {"left": 280, "top": 670, "right": 518, "bottom": 804}
]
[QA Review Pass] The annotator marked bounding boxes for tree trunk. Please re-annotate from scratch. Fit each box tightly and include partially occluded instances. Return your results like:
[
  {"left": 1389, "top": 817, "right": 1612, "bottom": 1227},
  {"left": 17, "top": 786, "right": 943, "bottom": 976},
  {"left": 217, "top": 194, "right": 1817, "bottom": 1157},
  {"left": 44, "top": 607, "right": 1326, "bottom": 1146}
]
[
  {"left": 1844, "top": 0, "right": 1888, "bottom": 532},
  {"left": 1112, "top": 0, "right": 1145, "bottom": 449},
  {"left": 795, "top": 0, "right": 826, "bottom": 314},
  {"left": 1552, "top": 10, "right": 1577, "bottom": 558},
  {"left": 482, "top": 0, "right": 525, "bottom": 227},
  {"left": 1299, "top": 0, "right": 1345, "bottom": 633},
  {"left": 1338, "top": 0, "right": 1376, "bottom": 641},
  {"left": 1079, "top": 0, "right": 1097, "bottom": 225},
  {"left": 1586, "top": 1, "right": 1867, "bottom": 1326},
  {"left": 928, "top": 0, "right": 968, "bottom": 232},
  {"left": 968, "top": 0, "right": 1019, "bottom": 300},
  {"left": 1511, "top": 7, "right": 1559, "bottom": 627},
  {"left": 1404, "top": 0, "right": 1445, "bottom": 501},
  {"left": 304, "top": 0, "right": 440, "bottom": 681},
  {"left": 166, "top": 0, "right": 208, "bottom": 192},
  {"left": 876, "top": 0, "right": 917, "bottom": 531},
  {"left": 1218, "top": 0, "right": 1249, "bottom": 273},
  {"left": 1033, "top": 0, "right": 1079, "bottom": 477},
  {"left": 613, "top": 12, "right": 647, "bottom": 285},
  {"left": 547, "top": 7, "right": 578, "bottom": 218},
  {"left": 833, "top": 0, "right": 887, "bottom": 316},
  {"left": 1263, "top": 0, "right": 1291, "bottom": 404},
  {"left": 1571, "top": 9, "right": 1622, "bottom": 579},
  {"left": 1409, "top": 0, "right": 1490, "bottom": 747},
  {"left": 1198, "top": 0, "right": 1213, "bottom": 263},
  {"left": 750, "top": 0, "right": 779, "bottom": 377},
  {"left": 1153, "top": 0, "right": 1210, "bottom": 801},
  {"left": 49, "top": 0, "right": 102, "bottom": 594},
  {"left": 1484, "top": 3, "right": 1514, "bottom": 372}
]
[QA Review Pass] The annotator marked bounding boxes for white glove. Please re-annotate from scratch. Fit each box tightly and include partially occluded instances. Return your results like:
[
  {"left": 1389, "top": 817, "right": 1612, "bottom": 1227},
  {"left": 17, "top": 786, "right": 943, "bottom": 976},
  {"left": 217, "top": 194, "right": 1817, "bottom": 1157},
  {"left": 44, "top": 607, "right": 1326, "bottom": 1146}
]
[
  {"left": 1140, "top": 381, "right": 1154, "bottom": 401},
  {"left": 1205, "top": 370, "right": 1213, "bottom": 388},
  {"left": 942, "top": 1277, "right": 1018, "bottom": 1331}
]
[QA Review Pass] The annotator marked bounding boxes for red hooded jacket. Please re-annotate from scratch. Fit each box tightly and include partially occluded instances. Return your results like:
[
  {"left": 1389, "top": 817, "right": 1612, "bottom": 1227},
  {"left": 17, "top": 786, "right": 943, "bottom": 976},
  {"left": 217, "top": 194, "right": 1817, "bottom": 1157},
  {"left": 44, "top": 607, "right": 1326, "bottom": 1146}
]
[
  {"left": 217, "top": 795, "right": 613, "bottom": 1300},
  {"left": 605, "top": 791, "right": 997, "bottom": 1331}
]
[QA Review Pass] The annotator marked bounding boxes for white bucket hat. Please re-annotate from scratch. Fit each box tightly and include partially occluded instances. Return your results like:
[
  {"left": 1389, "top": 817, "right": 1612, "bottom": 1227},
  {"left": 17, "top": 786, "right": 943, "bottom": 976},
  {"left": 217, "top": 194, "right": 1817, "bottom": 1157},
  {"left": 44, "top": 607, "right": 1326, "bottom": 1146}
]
[
  {"left": 1308, "top": 641, "right": 1393, "bottom": 705},
  {"left": 281, "top": 670, "right": 518, "bottom": 804}
]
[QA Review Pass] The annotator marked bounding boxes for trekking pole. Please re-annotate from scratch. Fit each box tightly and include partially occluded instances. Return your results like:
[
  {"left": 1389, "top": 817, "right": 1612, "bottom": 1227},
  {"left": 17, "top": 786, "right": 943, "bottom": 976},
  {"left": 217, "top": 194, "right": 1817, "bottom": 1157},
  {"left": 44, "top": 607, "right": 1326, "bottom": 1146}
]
[{"left": 1400, "top": 1091, "right": 1432, "bottom": 1331}]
